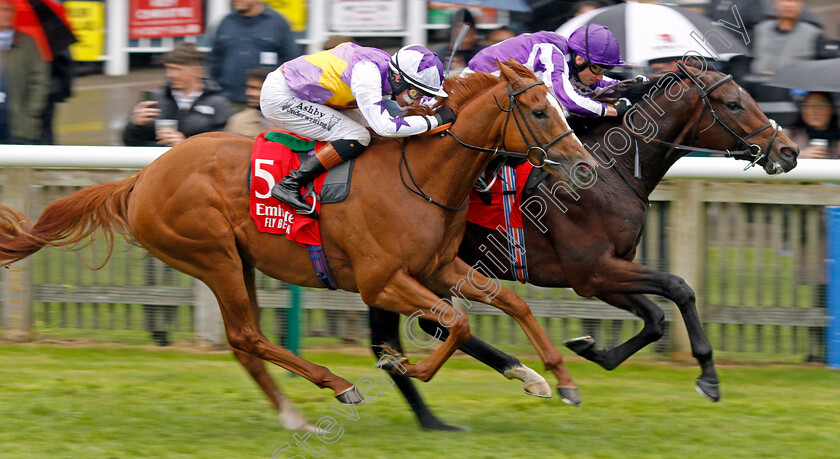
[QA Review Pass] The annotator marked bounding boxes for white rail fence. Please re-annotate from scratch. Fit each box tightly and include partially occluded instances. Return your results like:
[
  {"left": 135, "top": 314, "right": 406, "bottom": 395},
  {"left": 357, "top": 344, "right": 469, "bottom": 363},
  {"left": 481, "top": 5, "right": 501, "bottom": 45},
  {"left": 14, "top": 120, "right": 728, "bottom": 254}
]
[{"left": 1, "top": 147, "right": 839, "bottom": 361}]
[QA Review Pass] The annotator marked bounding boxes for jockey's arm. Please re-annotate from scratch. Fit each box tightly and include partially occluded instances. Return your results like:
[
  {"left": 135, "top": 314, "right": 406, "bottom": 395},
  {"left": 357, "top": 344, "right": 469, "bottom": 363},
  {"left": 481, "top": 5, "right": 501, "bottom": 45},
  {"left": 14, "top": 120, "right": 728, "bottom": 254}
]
[
  {"left": 350, "top": 61, "right": 442, "bottom": 137},
  {"left": 536, "top": 43, "right": 610, "bottom": 118}
]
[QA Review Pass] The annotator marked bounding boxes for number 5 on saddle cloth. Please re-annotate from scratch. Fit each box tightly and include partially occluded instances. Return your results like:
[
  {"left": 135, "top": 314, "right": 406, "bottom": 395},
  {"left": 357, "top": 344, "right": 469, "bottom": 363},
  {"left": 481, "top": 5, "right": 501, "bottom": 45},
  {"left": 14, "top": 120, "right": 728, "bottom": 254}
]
[{"left": 247, "top": 130, "right": 355, "bottom": 289}]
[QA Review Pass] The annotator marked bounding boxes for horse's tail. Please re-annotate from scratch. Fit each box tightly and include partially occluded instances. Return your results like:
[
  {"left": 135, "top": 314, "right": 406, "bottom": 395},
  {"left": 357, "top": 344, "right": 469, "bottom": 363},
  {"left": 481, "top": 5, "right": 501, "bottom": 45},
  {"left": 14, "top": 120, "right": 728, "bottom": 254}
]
[{"left": 0, "top": 172, "right": 142, "bottom": 268}]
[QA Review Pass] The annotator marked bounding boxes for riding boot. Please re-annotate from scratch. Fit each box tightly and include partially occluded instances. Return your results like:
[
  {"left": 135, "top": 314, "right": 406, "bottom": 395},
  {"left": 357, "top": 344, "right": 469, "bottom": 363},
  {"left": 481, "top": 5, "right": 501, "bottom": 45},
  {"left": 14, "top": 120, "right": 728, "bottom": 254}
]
[
  {"left": 270, "top": 151, "right": 328, "bottom": 212},
  {"left": 271, "top": 141, "right": 359, "bottom": 212}
]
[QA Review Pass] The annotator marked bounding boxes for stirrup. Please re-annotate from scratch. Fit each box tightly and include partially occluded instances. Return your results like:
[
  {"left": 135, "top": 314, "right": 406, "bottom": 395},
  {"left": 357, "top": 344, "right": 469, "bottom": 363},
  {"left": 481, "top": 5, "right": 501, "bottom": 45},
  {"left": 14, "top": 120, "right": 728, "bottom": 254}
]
[
  {"left": 475, "top": 173, "right": 498, "bottom": 193},
  {"left": 297, "top": 189, "right": 319, "bottom": 217}
]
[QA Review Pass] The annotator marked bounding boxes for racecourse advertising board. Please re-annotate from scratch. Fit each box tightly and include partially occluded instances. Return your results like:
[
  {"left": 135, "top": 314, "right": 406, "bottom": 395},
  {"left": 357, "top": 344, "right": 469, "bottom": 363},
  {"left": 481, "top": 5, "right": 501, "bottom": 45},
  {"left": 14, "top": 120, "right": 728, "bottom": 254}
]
[{"left": 129, "top": 0, "right": 203, "bottom": 39}]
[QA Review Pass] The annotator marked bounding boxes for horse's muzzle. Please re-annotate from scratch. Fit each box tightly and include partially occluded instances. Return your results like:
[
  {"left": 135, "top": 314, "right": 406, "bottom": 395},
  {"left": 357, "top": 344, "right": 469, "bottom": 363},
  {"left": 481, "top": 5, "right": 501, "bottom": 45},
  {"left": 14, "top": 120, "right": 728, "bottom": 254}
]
[{"left": 765, "top": 145, "right": 798, "bottom": 174}]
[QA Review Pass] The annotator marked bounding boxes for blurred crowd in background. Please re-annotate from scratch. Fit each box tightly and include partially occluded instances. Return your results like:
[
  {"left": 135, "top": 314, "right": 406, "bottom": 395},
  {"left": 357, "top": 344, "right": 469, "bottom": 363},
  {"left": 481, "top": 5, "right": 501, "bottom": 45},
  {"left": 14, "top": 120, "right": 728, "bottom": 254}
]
[
  {"left": 430, "top": 0, "right": 840, "bottom": 159},
  {"left": 2, "top": 0, "right": 839, "bottom": 158}
]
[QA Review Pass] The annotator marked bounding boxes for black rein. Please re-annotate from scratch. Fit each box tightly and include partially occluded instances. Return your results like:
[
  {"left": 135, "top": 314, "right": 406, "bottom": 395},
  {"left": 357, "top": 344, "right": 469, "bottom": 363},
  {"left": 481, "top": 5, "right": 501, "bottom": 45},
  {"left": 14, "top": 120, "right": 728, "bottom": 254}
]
[
  {"left": 398, "top": 79, "right": 575, "bottom": 212},
  {"left": 445, "top": 81, "right": 575, "bottom": 169},
  {"left": 623, "top": 62, "right": 780, "bottom": 170}
]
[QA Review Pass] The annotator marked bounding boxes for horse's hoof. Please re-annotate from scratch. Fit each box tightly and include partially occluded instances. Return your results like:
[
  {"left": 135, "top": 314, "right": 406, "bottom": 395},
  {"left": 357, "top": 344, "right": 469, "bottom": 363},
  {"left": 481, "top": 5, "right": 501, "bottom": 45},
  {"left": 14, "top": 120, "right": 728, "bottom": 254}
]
[
  {"left": 278, "top": 410, "right": 315, "bottom": 432},
  {"left": 504, "top": 365, "right": 551, "bottom": 398},
  {"left": 695, "top": 379, "right": 721, "bottom": 402},
  {"left": 557, "top": 386, "right": 582, "bottom": 407},
  {"left": 564, "top": 335, "right": 595, "bottom": 355},
  {"left": 374, "top": 347, "right": 410, "bottom": 375},
  {"left": 523, "top": 380, "right": 553, "bottom": 398},
  {"left": 335, "top": 386, "right": 365, "bottom": 405},
  {"left": 280, "top": 417, "right": 316, "bottom": 433},
  {"left": 375, "top": 358, "right": 413, "bottom": 378}
]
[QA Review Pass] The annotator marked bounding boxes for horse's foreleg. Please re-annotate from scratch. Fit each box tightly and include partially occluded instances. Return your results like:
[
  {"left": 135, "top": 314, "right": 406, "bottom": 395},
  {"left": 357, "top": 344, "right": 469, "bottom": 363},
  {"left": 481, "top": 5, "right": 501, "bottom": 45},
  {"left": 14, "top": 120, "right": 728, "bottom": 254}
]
[
  {"left": 658, "top": 273, "right": 720, "bottom": 401},
  {"left": 230, "top": 265, "right": 314, "bottom": 431},
  {"left": 368, "top": 307, "right": 466, "bottom": 431},
  {"left": 567, "top": 258, "right": 719, "bottom": 401},
  {"left": 429, "top": 259, "right": 579, "bottom": 405},
  {"left": 363, "top": 271, "right": 470, "bottom": 383},
  {"left": 416, "top": 315, "right": 551, "bottom": 398}
]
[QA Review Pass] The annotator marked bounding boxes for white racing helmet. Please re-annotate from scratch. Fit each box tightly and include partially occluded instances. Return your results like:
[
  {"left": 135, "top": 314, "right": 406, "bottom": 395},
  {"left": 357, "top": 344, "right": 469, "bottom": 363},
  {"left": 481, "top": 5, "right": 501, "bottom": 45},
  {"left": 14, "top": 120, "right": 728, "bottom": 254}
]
[{"left": 388, "top": 45, "right": 448, "bottom": 98}]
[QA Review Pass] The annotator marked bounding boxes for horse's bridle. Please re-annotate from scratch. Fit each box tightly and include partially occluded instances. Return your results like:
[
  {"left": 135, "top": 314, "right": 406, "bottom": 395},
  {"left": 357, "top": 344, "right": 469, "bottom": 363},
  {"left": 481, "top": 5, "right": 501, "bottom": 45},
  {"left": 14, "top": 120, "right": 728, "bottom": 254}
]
[
  {"left": 624, "top": 62, "right": 781, "bottom": 170},
  {"left": 399, "top": 79, "right": 576, "bottom": 212},
  {"left": 445, "top": 81, "right": 576, "bottom": 169}
]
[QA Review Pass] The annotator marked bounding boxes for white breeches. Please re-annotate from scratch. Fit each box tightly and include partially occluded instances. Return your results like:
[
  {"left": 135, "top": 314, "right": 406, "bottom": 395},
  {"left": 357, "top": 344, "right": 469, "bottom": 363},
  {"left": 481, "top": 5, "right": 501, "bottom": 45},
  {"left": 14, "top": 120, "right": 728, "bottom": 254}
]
[{"left": 260, "top": 69, "right": 372, "bottom": 146}]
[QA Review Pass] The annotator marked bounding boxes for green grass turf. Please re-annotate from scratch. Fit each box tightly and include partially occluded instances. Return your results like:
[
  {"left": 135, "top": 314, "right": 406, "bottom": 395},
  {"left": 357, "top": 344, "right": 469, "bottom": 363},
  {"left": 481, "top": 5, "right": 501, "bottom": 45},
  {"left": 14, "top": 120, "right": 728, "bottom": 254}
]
[{"left": 0, "top": 344, "right": 838, "bottom": 458}]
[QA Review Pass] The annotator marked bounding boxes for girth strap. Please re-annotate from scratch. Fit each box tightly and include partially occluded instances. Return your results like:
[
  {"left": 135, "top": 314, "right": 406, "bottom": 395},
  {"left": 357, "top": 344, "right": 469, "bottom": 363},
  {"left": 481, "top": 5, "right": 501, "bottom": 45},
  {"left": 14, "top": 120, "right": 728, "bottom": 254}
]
[
  {"left": 308, "top": 244, "right": 338, "bottom": 290},
  {"left": 501, "top": 164, "right": 529, "bottom": 283}
]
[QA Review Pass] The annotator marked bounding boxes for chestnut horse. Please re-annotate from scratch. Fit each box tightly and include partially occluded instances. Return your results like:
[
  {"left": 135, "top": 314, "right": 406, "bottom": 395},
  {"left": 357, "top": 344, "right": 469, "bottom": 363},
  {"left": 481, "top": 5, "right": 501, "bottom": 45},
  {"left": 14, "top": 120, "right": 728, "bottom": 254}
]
[
  {"left": 365, "top": 62, "right": 799, "bottom": 429},
  {"left": 0, "top": 62, "right": 596, "bottom": 426}
]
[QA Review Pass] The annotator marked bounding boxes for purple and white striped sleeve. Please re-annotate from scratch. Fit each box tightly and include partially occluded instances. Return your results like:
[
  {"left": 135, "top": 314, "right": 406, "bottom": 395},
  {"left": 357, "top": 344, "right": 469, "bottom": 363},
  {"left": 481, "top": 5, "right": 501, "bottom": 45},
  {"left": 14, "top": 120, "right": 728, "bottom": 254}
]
[
  {"left": 351, "top": 61, "right": 438, "bottom": 137},
  {"left": 537, "top": 45, "right": 608, "bottom": 118}
]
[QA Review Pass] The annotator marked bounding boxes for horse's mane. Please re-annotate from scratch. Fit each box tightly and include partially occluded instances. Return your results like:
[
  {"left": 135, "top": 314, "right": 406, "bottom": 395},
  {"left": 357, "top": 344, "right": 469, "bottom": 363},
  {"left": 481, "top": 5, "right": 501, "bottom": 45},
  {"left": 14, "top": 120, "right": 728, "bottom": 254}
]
[
  {"left": 612, "top": 60, "right": 722, "bottom": 103},
  {"left": 574, "top": 62, "right": 721, "bottom": 131},
  {"left": 401, "top": 72, "right": 497, "bottom": 117},
  {"left": 441, "top": 72, "right": 499, "bottom": 112},
  {"left": 613, "top": 68, "right": 691, "bottom": 103}
]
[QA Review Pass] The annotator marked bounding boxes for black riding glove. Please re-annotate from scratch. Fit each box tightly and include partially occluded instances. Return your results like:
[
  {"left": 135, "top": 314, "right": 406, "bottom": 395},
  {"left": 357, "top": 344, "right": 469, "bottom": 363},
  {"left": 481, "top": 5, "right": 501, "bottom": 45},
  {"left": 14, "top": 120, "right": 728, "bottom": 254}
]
[
  {"left": 614, "top": 98, "right": 632, "bottom": 117},
  {"left": 433, "top": 106, "right": 457, "bottom": 126}
]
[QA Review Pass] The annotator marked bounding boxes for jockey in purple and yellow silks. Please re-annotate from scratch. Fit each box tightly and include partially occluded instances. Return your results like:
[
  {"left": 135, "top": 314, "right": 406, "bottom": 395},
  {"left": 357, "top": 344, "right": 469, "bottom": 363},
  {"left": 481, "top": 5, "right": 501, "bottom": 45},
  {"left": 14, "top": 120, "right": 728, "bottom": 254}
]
[
  {"left": 466, "top": 25, "right": 631, "bottom": 118},
  {"left": 261, "top": 43, "right": 455, "bottom": 213}
]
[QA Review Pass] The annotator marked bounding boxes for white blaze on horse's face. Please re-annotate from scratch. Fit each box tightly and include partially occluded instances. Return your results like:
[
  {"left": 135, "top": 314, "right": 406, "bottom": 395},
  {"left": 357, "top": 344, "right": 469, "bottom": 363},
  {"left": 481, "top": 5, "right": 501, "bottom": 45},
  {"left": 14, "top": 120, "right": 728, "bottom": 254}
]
[{"left": 546, "top": 92, "right": 585, "bottom": 149}]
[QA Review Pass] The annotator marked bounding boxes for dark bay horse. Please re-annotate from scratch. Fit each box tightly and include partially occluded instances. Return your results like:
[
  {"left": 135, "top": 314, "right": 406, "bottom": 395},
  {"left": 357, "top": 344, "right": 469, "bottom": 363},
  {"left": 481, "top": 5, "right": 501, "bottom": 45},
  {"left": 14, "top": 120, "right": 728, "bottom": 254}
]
[
  {"left": 0, "top": 61, "right": 596, "bottom": 428},
  {"left": 363, "top": 61, "right": 800, "bottom": 429}
]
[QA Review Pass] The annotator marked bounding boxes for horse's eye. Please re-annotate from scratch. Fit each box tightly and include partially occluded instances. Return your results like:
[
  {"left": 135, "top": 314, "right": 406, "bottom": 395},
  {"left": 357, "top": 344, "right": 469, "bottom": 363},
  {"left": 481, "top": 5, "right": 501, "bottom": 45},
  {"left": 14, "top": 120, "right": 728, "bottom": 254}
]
[
  {"left": 725, "top": 101, "right": 741, "bottom": 110},
  {"left": 532, "top": 109, "right": 547, "bottom": 119}
]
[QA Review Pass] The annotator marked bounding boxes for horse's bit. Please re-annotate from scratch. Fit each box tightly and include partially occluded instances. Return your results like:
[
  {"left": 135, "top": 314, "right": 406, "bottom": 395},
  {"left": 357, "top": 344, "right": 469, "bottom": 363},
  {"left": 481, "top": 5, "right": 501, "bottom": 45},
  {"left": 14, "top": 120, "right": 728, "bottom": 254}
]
[
  {"left": 624, "top": 62, "right": 781, "bottom": 170},
  {"left": 444, "top": 81, "right": 576, "bottom": 169}
]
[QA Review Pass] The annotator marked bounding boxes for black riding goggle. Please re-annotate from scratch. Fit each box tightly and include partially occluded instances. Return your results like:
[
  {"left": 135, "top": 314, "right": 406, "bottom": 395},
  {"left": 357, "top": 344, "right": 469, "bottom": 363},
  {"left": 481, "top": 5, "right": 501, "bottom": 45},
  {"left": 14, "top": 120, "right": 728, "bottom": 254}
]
[{"left": 587, "top": 63, "right": 614, "bottom": 75}]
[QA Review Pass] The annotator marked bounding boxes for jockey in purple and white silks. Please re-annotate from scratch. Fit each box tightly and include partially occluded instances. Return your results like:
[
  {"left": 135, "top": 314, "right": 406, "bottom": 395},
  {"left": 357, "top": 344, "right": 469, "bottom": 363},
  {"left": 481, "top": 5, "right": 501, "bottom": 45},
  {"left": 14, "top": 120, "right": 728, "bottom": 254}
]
[
  {"left": 466, "top": 25, "right": 630, "bottom": 118},
  {"left": 261, "top": 43, "right": 456, "bottom": 213}
]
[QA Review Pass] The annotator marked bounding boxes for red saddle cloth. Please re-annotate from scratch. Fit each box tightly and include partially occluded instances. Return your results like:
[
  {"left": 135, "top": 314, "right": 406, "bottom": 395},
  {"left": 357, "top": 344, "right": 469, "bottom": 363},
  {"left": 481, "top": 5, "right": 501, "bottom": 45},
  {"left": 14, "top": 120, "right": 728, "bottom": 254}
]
[
  {"left": 249, "top": 131, "right": 328, "bottom": 247},
  {"left": 466, "top": 162, "right": 533, "bottom": 230}
]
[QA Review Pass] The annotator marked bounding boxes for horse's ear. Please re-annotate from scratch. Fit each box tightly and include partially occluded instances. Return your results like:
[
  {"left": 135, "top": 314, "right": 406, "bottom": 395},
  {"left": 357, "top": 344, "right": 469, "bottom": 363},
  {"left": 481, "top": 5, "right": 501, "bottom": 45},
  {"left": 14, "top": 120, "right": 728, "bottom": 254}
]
[
  {"left": 507, "top": 57, "right": 529, "bottom": 73},
  {"left": 676, "top": 60, "right": 691, "bottom": 71},
  {"left": 497, "top": 59, "right": 523, "bottom": 88},
  {"left": 677, "top": 58, "right": 707, "bottom": 76}
]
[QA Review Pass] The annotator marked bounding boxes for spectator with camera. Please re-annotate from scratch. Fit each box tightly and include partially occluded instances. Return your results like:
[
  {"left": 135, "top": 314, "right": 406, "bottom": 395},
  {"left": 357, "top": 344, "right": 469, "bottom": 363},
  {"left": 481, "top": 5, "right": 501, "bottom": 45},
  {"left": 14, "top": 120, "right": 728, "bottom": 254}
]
[
  {"left": 123, "top": 42, "right": 232, "bottom": 147},
  {"left": 787, "top": 92, "right": 840, "bottom": 159}
]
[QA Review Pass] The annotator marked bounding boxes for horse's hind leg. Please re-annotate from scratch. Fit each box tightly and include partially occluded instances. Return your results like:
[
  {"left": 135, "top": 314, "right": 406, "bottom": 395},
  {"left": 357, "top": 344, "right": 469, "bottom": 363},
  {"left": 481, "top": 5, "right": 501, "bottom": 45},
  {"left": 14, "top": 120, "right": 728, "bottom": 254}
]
[
  {"left": 565, "top": 293, "right": 665, "bottom": 371},
  {"left": 229, "top": 265, "right": 314, "bottom": 431},
  {"left": 146, "top": 242, "right": 359, "bottom": 403},
  {"left": 231, "top": 348, "right": 315, "bottom": 430},
  {"left": 429, "top": 259, "right": 580, "bottom": 406},
  {"left": 368, "top": 307, "right": 466, "bottom": 431},
  {"left": 204, "top": 267, "right": 360, "bottom": 403}
]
